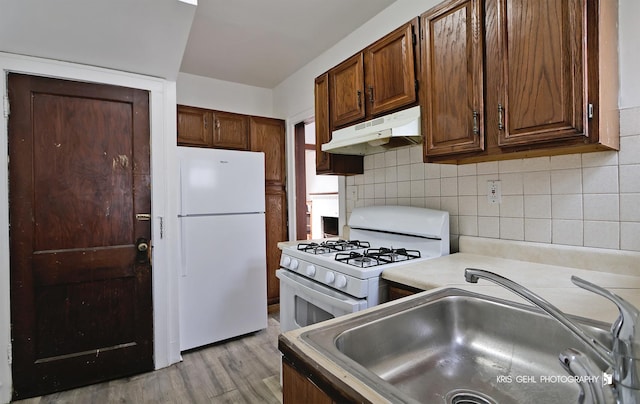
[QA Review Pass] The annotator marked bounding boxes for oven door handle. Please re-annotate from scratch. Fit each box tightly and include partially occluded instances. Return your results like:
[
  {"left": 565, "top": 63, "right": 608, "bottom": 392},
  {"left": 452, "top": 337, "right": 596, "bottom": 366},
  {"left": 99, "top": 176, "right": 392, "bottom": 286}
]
[{"left": 277, "top": 270, "right": 365, "bottom": 312}]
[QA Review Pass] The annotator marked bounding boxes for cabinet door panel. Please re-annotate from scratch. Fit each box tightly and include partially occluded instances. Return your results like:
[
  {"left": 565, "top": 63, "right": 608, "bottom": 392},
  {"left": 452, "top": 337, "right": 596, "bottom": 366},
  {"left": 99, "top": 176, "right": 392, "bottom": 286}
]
[
  {"left": 498, "top": 0, "right": 585, "bottom": 146},
  {"left": 315, "top": 74, "right": 332, "bottom": 173},
  {"left": 265, "top": 187, "right": 287, "bottom": 304},
  {"left": 212, "top": 111, "right": 249, "bottom": 150},
  {"left": 282, "top": 361, "right": 333, "bottom": 404},
  {"left": 250, "top": 117, "right": 287, "bottom": 304},
  {"left": 422, "top": 0, "right": 484, "bottom": 156},
  {"left": 250, "top": 117, "right": 286, "bottom": 185},
  {"left": 366, "top": 21, "right": 417, "bottom": 116},
  {"left": 177, "top": 105, "right": 212, "bottom": 147},
  {"left": 329, "top": 53, "right": 365, "bottom": 128},
  {"left": 315, "top": 73, "right": 363, "bottom": 175}
]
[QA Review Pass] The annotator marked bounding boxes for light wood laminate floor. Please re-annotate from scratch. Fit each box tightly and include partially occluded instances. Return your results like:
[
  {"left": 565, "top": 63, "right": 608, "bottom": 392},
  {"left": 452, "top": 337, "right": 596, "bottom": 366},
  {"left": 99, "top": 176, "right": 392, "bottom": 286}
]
[{"left": 14, "top": 316, "right": 283, "bottom": 404}]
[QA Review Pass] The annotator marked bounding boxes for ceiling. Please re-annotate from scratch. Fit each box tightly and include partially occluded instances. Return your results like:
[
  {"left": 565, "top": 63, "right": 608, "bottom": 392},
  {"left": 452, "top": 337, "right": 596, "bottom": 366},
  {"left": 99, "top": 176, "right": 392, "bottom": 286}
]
[
  {"left": 0, "top": 0, "right": 196, "bottom": 81},
  {"left": 180, "top": 0, "right": 398, "bottom": 88},
  {"left": 0, "top": 0, "right": 397, "bottom": 88}
]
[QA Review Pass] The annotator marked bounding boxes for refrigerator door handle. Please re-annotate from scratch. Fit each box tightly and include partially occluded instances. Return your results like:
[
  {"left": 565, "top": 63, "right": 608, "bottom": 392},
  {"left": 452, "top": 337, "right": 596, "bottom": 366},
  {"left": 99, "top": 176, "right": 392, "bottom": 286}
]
[{"left": 180, "top": 218, "right": 188, "bottom": 277}]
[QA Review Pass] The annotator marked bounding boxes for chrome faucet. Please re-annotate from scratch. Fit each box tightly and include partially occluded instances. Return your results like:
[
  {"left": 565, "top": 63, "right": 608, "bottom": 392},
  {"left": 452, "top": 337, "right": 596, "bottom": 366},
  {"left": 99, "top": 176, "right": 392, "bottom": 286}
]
[{"left": 464, "top": 268, "right": 640, "bottom": 404}]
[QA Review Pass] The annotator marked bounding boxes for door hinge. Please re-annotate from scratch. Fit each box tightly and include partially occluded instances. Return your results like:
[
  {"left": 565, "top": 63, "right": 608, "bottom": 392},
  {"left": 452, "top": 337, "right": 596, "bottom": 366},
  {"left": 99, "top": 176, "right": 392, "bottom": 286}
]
[
  {"left": 415, "top": 79, "right": 419, "bottom": 93},
  {"left": 588, "top": 103, "right": 594, "bottom": 119},
  {"left": 411, "top": 24, "right": 417, "bottom": 46},
  {"left": 7, "top": 342, "right": 12, "bottom": 365},
  {"left": 3, "top": 96, "right": 9, "bottom": 118}
]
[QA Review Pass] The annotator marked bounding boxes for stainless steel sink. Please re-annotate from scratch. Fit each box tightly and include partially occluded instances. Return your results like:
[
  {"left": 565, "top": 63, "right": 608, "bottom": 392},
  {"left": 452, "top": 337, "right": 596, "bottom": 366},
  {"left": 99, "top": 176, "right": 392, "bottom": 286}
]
[{"left": 300, "top": 288, "right": 612, "bottom": 404}]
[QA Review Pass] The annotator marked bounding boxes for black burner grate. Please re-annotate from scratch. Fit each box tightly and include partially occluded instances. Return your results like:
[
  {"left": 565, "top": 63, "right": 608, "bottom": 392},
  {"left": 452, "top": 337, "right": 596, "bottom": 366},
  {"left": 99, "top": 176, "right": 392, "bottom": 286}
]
[
  {"left": 297, "top": 240, "right": 370, "bottom": 254},
  {"left": 334, "top": 247, "right": 421, "bottom": 267}
]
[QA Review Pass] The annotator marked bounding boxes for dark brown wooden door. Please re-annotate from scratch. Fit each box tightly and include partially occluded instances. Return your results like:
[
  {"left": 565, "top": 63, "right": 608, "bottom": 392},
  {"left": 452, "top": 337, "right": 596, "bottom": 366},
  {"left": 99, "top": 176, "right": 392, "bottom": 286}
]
[
  {"left": 177, "top": 105, "right": 213, "bottom": 147},
  {"left": 496, "top": 0, "right": 586, "bottom": 146},
  {"left": 421, "top": 0, "right": 485, "bottom": 157},
  {"left": 8, "top": 73, "right": 153, "bottom": 399},
  {"left": 365, "top": 19, "right": 418, "bottom": 116}
]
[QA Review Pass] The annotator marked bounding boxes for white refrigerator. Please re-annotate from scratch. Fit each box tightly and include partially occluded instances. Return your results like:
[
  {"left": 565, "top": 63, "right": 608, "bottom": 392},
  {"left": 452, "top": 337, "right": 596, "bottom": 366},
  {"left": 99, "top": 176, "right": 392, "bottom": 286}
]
[{"left": 177, "top": 146, "right": 267, "bottom": 351}]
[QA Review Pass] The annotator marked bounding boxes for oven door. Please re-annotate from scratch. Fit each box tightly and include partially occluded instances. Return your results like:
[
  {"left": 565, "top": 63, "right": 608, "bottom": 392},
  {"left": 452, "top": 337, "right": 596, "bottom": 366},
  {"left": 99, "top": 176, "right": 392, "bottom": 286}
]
[{"left": 276, "top": 269, "right": 368, "bottom": 333}]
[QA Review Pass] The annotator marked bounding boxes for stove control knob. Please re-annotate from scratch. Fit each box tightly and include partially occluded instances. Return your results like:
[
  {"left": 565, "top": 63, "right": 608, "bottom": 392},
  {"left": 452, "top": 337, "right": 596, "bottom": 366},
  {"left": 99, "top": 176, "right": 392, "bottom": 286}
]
[
  {"left": 281, "top": 256, "right": 291, "bottom": 267},
  {"left": 306, "top": 265, "right": 316, "bottom": 277},
  {"left": 325, "top": 271, "right": 335, "bottom": 284},
  {"left": 335, "top": 274, "right": 347, "bottom": 289},
  {"left": 290, "top": 259, "right": 299, "bottom": 270}
]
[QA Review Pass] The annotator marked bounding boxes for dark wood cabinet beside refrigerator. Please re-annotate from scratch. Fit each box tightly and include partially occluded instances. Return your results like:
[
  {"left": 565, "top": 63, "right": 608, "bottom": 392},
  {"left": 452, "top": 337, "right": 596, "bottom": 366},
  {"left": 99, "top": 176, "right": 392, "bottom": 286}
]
[{"left": 250, "top": 116, "right": 288, "bottom": 305}]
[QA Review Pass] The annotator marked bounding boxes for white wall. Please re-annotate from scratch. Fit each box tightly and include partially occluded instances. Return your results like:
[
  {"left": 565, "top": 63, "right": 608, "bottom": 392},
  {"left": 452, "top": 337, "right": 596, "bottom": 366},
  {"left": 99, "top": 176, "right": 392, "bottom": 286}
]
[
  {"left": 177, "top": 72, "right": 275, "bottom": 117},
  {"left": 0, "top": 52, "right": 182, "bottom": 403}
]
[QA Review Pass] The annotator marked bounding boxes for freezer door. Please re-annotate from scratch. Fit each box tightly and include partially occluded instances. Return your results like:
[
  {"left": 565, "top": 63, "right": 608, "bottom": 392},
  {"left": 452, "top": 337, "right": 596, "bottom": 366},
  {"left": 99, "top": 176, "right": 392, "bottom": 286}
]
[
  {"left": 178, "top": 146, "right": 265, "bottom": 215},
  {"left": 178, "top": 213, "right": 267, "bottom": 351}
]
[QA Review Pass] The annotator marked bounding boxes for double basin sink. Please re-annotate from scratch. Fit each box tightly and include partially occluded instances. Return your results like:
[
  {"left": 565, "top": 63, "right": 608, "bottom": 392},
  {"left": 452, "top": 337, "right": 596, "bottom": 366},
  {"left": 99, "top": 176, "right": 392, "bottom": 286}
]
[{"left": 300, "top": 288, "right": 611, "bottom": 404}]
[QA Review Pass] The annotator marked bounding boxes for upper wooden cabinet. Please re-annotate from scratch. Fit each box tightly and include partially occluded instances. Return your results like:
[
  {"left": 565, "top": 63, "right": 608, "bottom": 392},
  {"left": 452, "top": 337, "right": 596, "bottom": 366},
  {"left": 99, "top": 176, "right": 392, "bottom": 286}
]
[
  {"left": 177, "top": 105, "right": 249, "bottom": 150},
  {"left": 329, "top": 54, "right": 365, "bottom": 128},
  {"left": 212, "top": 111, "right": 249, "bottom": 150},
  {"left": 314, "top": 19, "right": 418, "bottom": 175},
  {"left": 497, "top": 0, "right": 585, "bottom": 147},
  {"left": 421, "top": 0, "right": 484, "bottom": 157},
  {"left": 315, "top": 73, "right": 363, "bottom": 175},
  {"left": 329, "top": 19, "right": 419, "bottom": 129},
  {"left": 421, "top": 0, "right": 619, "bottom": 163},
  {"left": 315, "top": 73, "right": 333, "bottom": 174},
  {"left": 365, "top": 20, "right": 419, "bottom": 117},
  {"left": 177, "top": 105, "right": 212, "bottom": 147}
]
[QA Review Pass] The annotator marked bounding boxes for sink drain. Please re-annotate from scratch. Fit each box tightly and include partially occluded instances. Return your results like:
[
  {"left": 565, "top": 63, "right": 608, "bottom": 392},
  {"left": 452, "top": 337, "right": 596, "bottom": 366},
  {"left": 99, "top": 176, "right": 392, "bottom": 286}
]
[{"left": 446, "top": 389, "right": 497, "bottom": 404}]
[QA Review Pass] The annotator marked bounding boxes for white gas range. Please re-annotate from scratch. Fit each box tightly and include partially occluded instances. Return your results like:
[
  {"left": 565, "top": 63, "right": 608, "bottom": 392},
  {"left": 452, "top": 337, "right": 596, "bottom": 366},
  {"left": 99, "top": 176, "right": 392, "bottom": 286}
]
[{"left": 277, "top": 205, "right": 450, "bottom": 332}]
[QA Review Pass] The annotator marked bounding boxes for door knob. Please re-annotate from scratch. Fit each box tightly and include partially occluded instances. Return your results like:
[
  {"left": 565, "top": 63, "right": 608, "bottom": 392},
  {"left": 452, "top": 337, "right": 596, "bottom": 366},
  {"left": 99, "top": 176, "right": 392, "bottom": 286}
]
[
  {"left": 136, "top": 238, "right": 150, "bottom": 263},
  {"left": 137, "top": 240, "right": 149, "bottom": 252}
]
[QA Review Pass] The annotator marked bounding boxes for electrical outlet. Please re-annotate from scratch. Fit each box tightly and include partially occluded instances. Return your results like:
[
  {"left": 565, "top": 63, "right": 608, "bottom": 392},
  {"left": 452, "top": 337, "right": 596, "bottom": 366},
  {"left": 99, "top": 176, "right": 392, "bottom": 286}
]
[
  {"left": 348, "top": 187, "right": 358, "bottom": 200},
  {"left": 487, "top": 180, "right": 501, "bottom": 204}
]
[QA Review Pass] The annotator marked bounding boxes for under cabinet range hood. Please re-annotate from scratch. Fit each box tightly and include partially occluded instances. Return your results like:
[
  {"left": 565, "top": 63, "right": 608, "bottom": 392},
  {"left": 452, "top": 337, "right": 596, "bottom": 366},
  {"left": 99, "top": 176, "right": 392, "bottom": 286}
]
[{"left": 321, "top": 106, "right": 421, "bottom": 155}]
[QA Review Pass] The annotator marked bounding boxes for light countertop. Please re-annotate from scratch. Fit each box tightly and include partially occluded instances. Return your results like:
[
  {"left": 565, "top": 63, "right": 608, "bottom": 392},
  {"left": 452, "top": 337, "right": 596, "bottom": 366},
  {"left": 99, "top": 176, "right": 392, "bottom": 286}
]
[{"left": 382, "top": 252, "right": 640, "bottom": 324}]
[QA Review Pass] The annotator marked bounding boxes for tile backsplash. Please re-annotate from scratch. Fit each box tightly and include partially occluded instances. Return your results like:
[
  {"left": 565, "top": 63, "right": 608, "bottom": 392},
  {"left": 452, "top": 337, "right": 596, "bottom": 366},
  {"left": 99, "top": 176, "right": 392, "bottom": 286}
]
[{"left": 346, "top": 106, "right": 640, "bottom": 252}]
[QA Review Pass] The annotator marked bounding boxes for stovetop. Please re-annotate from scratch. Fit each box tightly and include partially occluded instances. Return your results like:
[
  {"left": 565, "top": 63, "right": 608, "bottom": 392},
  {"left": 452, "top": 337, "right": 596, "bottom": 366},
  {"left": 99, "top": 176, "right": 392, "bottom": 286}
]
[{"left": 282, "top": 239, "right": 434, "bottom": 279}]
